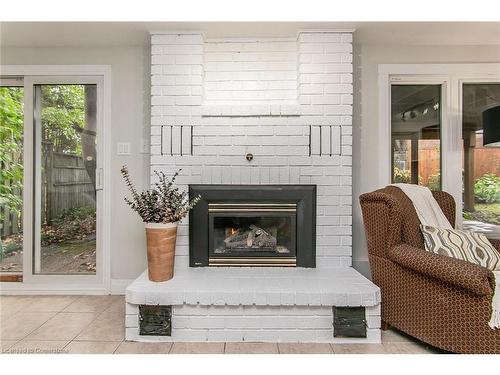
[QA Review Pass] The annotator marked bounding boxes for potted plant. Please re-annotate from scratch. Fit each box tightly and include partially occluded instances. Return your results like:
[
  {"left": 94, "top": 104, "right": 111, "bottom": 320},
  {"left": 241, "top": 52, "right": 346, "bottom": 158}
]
[{"left": 121, "top": 166, "right": 200, "bottom": 282}]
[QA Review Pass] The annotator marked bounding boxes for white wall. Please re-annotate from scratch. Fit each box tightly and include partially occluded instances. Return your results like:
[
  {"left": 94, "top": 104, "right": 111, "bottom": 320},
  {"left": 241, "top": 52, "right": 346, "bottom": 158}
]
[
  {"left": 1, "top": 46, "right": 152, "bottom": 284},
  {"left": 351, "top": 43, "right": 500, "bottom": 277}
]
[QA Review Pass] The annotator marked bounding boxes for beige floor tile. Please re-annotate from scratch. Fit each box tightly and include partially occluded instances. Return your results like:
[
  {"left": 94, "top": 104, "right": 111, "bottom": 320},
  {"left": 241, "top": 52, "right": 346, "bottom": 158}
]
[
  {"left": 331, "top": 344, "right": 386, "bottom": 354},
  {"left": 0, "top": 296, "right": 35, "bottom": 319},
  {"left": 114, "top": 341, "right": 172, "bottom": 354},
  {"left": 99, "top": 304, "right": 125, "bottom": 321},
  {"left": 381, "top": 328, "right": 415, "bottom": 343},
  {"left": 75, "top": 312, "right": 124, "bottom": 341},
  {"left": 102, "top": 296, "right": 125, "bottom": 314},
  {"left": 0, "top": 340, "right": 19, "bottom": 352},
  {"left": 23, "top": 296, "right": 78, "bottom": 312},
  {"left": 63, "top": 296, "right": 115, "bottom": 313},
  {"left": 383, "top": 342, "right": 437, "bottom": 354},
  {"left": 278, "top": 343, "right": 333, "bottom": 354},
  {"left": 7, "top": 340, "right": 69, "bottom": 354},
  {"left": 27, "top": 312, "right": 98, "bottom": 341},
  {"left": 65, "top": 340, "right": 121, "bottom": 354},
  {"left": 0, "top": 311, "right": 56, "bottom": 340},
  {"left": 225, "top": 342, "right": 278, "bottom": 354},
  {"left": 170, "top": 342, "right": 224, "bottom": 354}
]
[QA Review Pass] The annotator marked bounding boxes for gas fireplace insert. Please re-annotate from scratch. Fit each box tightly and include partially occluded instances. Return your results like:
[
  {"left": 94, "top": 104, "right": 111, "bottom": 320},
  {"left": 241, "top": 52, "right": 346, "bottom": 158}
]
[{"left": 189, "top": 185, "right": 316, "bottom": 267}]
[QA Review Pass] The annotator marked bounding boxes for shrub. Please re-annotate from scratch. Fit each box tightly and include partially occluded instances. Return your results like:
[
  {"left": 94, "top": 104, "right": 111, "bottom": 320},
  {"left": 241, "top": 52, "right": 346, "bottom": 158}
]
[
  {"left": 474, "top": 173, "right": 500, "bottom": 204},
  {"left": 41, "top": 206, "right": 96, "bottom": 244},
  {"left": 121, "top": 166, "right": 200, "bottom": 223},
  {"left": 462, "top": 211, "right": 474, "bottom": 221},
  {"left": 393, "top": 167, "right": 411, "bottom": 183},
  {"left": 426, "top": 172, "right": 441, "bottom": 191}
]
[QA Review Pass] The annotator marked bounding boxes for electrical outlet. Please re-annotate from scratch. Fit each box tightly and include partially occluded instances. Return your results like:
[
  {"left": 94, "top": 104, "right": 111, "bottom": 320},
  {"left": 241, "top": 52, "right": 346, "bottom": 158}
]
[{"left": 117, "top": 142, "right": 131, "bottom": 155}]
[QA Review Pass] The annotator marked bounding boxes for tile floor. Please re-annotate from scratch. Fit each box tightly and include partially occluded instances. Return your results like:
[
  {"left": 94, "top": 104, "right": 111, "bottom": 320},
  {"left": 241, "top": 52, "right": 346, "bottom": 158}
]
[{"left": 0, "top": 295, "right": 444, "bottom": 354}]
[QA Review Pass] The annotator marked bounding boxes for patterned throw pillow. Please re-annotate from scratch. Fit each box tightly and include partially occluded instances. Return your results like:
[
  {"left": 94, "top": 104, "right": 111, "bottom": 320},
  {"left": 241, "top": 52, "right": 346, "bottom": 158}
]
[{"left": 420, "top": 225, "right": 500, "bottom": 271}]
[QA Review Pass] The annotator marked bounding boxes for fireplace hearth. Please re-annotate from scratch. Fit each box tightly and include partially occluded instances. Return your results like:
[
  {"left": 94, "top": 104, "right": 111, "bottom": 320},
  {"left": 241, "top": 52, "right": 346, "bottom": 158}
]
[{"left": 189, "top": 185, "right": 316, "bottom": 267}]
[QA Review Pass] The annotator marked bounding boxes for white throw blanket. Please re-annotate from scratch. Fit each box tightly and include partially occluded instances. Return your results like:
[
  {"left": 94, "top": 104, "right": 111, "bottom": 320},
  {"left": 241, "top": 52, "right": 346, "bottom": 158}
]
[
  {"left": 491, "top": 272, "right": 500, "bottom": 329},
  {"left": 391, "top": 183, "right": 453, "bottom": 229},
  {"left": 391, "top": 183, "right": 500, "bottom": 329}
]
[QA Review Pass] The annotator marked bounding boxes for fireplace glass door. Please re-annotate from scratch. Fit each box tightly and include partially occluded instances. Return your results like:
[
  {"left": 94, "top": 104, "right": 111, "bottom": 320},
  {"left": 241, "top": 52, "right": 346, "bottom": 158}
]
[{"left": 208, "top": 203, "right": 297, "bottom": 266}]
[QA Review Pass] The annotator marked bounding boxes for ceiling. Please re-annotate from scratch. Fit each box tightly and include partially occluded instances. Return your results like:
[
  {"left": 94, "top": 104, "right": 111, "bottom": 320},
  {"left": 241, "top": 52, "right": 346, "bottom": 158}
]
[{"left": 1, "top": 22, "right": 500, "bottom": 47}]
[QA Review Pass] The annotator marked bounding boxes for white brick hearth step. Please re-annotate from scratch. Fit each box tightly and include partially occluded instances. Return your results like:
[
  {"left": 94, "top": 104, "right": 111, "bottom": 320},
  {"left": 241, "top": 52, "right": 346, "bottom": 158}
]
[{"left": 125, "top": 267, "right": 381, "bottom": 343}]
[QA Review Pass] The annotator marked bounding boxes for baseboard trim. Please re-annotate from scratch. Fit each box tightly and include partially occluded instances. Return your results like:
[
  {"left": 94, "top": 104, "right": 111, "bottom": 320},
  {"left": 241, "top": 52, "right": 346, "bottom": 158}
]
[
  {"left": 0, "top": 285, "right": 110, "bottom": 295},
  {"left": 0, "top": 278, "right": 133, "bottom": 295},
  {"left": 110, "top": 278, "right": 134, "bottom": 295}
]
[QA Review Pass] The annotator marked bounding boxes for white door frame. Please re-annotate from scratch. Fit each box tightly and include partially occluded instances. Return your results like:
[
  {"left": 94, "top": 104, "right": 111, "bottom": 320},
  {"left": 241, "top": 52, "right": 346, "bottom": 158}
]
[
  {"left": 378, "top": 63, "right": 500, "bottom": 227},
  {"left": 0, "top": 65, "right": 112, "bottom": 294}
]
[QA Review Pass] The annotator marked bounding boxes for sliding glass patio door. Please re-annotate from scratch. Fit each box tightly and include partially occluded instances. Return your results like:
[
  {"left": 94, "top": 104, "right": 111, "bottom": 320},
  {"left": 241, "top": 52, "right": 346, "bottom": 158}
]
[{"left": 22, "top": 76, "right": 104, "bottom": 285}]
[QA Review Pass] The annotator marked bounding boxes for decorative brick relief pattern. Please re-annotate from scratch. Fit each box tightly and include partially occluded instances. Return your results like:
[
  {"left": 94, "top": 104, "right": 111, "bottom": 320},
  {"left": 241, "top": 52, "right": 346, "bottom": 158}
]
[
  {"left": 204, "top": 39, "right": 298, "bottom": 104},
  {"left": 150, "top": 30, "right": 353, "bottom": 270},
  {"left": 151, "top": 33, "right": 203, "bottom": 130},
  {"left": 160, "top": 125, "right": 192, "bottom": 156},
  {"left": 310, "top": 125, "right": 342, "bottom": 156}
]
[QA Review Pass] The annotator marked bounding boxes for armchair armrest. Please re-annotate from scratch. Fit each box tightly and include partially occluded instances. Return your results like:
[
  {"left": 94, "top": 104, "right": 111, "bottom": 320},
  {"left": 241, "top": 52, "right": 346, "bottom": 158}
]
[{"left": 387, "top": 244, "right": 495, "bottom": 297}]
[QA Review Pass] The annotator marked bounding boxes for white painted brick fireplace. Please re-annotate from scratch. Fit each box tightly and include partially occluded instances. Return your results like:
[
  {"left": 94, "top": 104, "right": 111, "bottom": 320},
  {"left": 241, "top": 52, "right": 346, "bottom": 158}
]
[{"left": 125, "top": 29, "right": 381, "bottom": 343}]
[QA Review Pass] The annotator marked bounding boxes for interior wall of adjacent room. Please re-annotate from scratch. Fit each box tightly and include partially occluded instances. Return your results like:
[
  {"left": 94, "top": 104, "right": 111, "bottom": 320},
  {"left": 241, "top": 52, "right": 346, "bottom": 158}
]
[
  {"left": 0, "top": 46, "right": 151, "bottom": 283},
  {"left": 352, "top": 43, "right": 500, "bottom": 278}
]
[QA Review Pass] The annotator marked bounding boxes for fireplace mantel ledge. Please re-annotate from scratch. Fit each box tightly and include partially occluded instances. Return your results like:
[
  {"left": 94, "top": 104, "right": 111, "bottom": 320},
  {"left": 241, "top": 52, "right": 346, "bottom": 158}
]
[{"left": 126, "top": 267, "right": 380, "bottom": 307}]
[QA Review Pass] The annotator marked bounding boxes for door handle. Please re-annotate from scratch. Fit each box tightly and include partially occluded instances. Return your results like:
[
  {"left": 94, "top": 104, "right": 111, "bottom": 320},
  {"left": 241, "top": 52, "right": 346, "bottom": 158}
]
[{"left": 96, "top": 168, "right": 104, "bottom": 191}]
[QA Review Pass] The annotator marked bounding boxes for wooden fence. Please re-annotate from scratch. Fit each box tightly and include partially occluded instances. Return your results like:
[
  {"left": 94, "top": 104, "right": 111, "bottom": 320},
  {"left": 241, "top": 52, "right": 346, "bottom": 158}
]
[
  {"left": 41, "top": 146, "right": 96, "bottom": 224},
  {"left": 418, "top": 148, "right": 500, "bottom": 185},
  {"left": 0, "top": 153, "right": 23, "bottom": 238},
  {"left": 1, "top": 146, "right": 95, "bottom": 238},
  {"left": 0, "top": 184, "right": 22, "bottom": 238}
]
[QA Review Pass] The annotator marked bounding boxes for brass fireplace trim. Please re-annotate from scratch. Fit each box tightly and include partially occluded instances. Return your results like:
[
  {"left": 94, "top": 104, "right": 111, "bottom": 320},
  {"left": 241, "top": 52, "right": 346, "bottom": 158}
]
[
  {"left": 208, "top": 203, "right": 297, "bottom": 213},
  {"left": 209, "top": 257, "right": 296, "bottom": 267},
  {"left": 189, "top": 185, "right": 316, "bottom": 268}
]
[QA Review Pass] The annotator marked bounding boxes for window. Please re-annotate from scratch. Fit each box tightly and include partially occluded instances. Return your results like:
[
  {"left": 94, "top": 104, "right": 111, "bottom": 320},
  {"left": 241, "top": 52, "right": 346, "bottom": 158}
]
[
  {"left": 380, "top": 64, "right": 500, "bottom": 234},
  {"left": 391, "top": 84, "right": 442, "bottom": 190},
  {"left": 462, "top": 84, "right": 500, "bottom": 227},
  {"left": 33, "top": 84, "right": 98, "bottom": 275}
]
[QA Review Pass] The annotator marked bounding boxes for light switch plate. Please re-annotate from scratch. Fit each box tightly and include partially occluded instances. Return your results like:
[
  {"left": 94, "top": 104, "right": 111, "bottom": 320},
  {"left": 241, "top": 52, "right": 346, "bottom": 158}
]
[{"left": 117, "top": 142, "right": 131, "bottom": 155}]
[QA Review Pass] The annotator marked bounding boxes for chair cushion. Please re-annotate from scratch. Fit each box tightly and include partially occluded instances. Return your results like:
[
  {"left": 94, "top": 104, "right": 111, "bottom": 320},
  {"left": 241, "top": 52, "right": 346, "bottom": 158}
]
[{"left": 421, "top": 225, "right": 500, "bottom": 271}]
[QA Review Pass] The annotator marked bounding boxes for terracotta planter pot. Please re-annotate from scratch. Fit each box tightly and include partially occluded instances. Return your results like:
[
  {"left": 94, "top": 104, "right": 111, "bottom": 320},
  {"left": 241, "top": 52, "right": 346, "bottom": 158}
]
[{"left": 145, "top": 222, "right": 177, "bottom": 282}]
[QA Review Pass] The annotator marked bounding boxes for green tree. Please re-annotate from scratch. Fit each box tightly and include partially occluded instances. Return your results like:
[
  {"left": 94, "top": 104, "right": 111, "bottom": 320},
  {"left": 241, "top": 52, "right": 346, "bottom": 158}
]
[
  {"left": 0, "top": 85, "right": 86, "bottom": 222},
  {"left": 41, "top": 85, "right": 85, "bottom": 154},
  {"left": 0, "top": 87, "right": 24, "bottom": 219}
]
